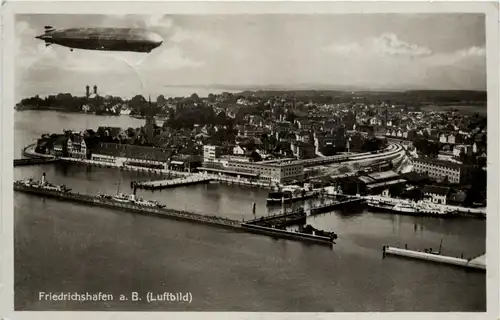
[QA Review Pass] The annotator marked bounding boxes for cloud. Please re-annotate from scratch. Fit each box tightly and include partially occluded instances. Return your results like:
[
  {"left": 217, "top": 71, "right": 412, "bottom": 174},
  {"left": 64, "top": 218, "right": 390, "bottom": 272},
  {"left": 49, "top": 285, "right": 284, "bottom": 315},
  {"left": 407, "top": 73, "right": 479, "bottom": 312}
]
[
  {"left": 372, "top": 33, "right": 432, "bottom": 57},
  {"left": 426, "top": 45, "right": 486, "bottom": 66},
  {"left": 150, "top": 45, "right": 204, "bottom": 70},
  {"left": 321, "top": 33, "right": 485, "bottom": 90},
  {"left": 457, "top": 46, "right": 486, "bottom": 57},
  {"left": 324, "top": 33, "right": 432, "bottom": 58},
  {"left": 169, "top": 27, "right": 222, "bottom": 51}
]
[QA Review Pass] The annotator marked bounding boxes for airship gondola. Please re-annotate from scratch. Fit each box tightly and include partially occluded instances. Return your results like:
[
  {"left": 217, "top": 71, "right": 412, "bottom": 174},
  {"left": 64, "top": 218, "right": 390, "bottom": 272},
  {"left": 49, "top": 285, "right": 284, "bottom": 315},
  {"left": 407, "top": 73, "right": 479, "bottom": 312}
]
[{"left": 35, "top": 26, "right": 163, "bottom": 53}]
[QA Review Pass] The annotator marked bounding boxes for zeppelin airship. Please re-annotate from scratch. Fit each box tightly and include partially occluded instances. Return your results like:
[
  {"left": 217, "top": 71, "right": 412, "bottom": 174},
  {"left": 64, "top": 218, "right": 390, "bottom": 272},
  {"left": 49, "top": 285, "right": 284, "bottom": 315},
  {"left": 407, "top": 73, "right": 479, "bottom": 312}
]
[{"left": 35, "top": 26, "right": 163, "bottom": 53}]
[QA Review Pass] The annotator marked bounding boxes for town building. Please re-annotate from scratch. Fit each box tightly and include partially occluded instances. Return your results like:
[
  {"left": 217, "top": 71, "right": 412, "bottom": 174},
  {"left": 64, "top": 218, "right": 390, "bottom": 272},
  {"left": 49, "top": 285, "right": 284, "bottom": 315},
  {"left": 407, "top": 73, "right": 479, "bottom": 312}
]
[
  {"left": 422, "top": 185, "right": 451, "bottom": 205},
  {"left": 356, "top": 170, "right": 407, "bottom": 195},
  {"left": 168, "top": 154, "right": 202, "bottom": 173},
  {"left": 203, "top": 145, "right": 222, "bottom": 162},
  {"left": 89, "top": 143, "right": 172, "bottom": 169},
  {"left": 412, "top": 157, "right": 464, "bottom": 184},
  {"left": 291, "top": 141, "right": 316, "bottom": 160},
  {"left": 67, "top": 134, "right": 88, "bottom": 159},
  {"left": 199, "top": 152, "right": 305, "bottom": 185},
  {"left": 51, "top": 135, "right": 69, "bottom": 157}
]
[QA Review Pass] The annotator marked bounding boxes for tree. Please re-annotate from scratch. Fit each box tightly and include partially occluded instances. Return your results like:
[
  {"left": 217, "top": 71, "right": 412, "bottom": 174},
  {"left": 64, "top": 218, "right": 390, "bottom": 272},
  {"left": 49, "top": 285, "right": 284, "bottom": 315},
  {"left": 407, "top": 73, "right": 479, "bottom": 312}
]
[
  {"left": 129, "top": 95, "right": 147, "bottom": 115},
  {"left": 190, "top": 93, "right": 200, "bottom": 102}
]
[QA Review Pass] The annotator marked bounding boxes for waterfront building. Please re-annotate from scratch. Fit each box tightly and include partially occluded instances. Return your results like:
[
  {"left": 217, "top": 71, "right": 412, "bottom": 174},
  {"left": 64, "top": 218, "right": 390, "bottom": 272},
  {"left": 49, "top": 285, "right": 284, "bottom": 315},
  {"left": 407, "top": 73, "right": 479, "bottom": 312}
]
[
  {"left": 355, "top": 170, "right": 407, "bottom": 195},
  {"left": 89, "top": 142, "right": 172, "bottom": 169},
  {"left": 412, "top": 157, "right": 464, "bottom": 184},
  {"left": 203, "top": 145, "right": 222, "bottom": 162},
  {"left": 199, "top": 156, "right": 304, "bottom": 185},
  {"left": 422, "top": 185, "right": 450, "bottom": 205},
  {"left": 67, "top": 134, "right": 88, "bottom": 159},
  {"left": 168, "top": 154, "right": 202, "bottom": 173}
]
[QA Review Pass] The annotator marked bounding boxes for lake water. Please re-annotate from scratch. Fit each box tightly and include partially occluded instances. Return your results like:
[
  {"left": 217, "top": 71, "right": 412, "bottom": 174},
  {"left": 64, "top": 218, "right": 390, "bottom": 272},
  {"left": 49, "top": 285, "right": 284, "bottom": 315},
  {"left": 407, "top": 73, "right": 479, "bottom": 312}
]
[{"left": 13, "top": 110, "right": 486, "bottom": 311}]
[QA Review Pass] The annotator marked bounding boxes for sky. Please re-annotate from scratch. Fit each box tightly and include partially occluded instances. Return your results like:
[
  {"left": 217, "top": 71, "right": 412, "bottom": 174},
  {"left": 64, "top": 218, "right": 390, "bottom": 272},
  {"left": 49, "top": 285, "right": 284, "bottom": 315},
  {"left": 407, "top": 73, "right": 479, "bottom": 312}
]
[{"left": 15, "top": 14, "right": 486, "bottom": 100}]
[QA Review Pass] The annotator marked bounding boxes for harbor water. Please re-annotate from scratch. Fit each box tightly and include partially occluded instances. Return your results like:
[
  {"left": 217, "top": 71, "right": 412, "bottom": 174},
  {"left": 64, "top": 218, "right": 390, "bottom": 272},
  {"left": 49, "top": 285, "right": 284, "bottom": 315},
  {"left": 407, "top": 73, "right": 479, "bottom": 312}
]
[{"left": 14, "top": 111, "right": 486, "bottom": 311}]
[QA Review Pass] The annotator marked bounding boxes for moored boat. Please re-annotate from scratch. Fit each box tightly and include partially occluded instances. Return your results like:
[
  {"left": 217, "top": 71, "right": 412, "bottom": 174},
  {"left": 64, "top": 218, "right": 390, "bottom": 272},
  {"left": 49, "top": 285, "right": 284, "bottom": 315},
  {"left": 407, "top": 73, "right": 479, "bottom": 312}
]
[
  {"left": 267, "top": 184, "right": 317, "bottom": 204},
  {"left": 14, "top": 172, "right": 71, "bottom": 193}
]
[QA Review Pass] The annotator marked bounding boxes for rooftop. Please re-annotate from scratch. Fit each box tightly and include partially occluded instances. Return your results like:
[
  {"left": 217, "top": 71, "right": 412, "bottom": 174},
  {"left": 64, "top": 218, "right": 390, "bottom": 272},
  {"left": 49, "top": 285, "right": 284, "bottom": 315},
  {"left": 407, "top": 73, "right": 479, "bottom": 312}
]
[
  {"left": 422, "top": 185, "right": 451, "bottom": 195},
  {"left": 413, "top": 157, "right": 463, "bottom": 169},
  {"left": 92, "top": 142, "right": 173, "bottom": 162}
]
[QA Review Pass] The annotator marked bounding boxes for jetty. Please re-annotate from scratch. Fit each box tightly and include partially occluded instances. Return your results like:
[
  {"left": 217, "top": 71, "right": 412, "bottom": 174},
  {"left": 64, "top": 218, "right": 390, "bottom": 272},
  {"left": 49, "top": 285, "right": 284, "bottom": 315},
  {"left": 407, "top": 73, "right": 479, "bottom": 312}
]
[
  {"left": 383, "top": 245, "right": 486, "bottom": 271},
  {"left": 309, "top": 196, "right": 365, "bottom": 215},
  {"left": 241, "top": 223, "right": 335, "bottom": 246},
  {"left": 14, "top": 157, "right": 60, "bottom": 167},
  {"left": 132, "top": 176, "right": 213, "bottom": 190},
  {"left": 248, "top": 196, "right": 365, "bottom": 228},
  {"left": 248, "top": 209, "right": 307, "bottom": 228},
  {"left": 14, "top": 182, "right": 338, "bottom": 246}
]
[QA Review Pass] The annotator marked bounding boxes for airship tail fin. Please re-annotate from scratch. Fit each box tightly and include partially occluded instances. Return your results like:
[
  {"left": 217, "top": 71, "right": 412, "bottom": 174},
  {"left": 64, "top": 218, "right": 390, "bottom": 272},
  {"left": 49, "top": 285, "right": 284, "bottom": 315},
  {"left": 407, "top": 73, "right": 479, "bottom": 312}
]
[{"left": 44, "top": 25, "right": 55, "bottom": 33}]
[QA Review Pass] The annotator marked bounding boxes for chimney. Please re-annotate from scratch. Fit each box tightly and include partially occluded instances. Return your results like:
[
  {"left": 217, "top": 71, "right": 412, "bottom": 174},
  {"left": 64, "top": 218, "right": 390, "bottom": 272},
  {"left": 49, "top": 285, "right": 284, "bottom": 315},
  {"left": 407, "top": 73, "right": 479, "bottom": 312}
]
[
  {"left": 41, "top": 172, "right": 46, "bottom": 185},
  {"left": 85, "top": 85, "right": 90, "bottom": 97},
  {"left": 93, "top": 85, "right": 97, "bottom": 95}
]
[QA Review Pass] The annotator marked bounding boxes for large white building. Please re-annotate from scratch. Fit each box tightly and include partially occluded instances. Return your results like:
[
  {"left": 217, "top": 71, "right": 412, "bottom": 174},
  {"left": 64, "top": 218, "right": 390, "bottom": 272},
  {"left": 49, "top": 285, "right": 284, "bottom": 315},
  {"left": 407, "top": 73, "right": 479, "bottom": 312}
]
[
  {"left": 412, "top": 157, "right": 464, "bottom": 184},
  {"left": 200, "top": 145, "right": 304, "bottom": 185},
  {"left": 203, "top": 145, "right": 221, "bottom": 162}
]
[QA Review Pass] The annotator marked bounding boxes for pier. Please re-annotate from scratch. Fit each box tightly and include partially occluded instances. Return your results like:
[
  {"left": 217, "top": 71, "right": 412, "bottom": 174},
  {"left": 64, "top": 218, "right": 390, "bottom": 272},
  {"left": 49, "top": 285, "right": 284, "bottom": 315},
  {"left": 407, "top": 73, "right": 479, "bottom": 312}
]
[
  {"left": 248, "top": 196, "right": 365, "bottom": 228},
  {"left": 241, "top": 223, "right": 334, "bottom": 246},
  {"left": 14, "top": 183, "right": 240, "bottom": 228},
  {"left": 383, "top": 245, "right": 486, "bottom": 271},
  {"left": 14, "top": 183, "right": 338, "bottom": 246},
  {"left": 132, "top": 176, "right": 213, "bottom": 190},
  {"left": 14, "top": 157, "right": 60, "bottom": 167},
  {"left": 248, "top": 209, "right": 307, "bottom": 228},
  {"left": 309, "top": 196, "right": 365, "bottom": 215}
]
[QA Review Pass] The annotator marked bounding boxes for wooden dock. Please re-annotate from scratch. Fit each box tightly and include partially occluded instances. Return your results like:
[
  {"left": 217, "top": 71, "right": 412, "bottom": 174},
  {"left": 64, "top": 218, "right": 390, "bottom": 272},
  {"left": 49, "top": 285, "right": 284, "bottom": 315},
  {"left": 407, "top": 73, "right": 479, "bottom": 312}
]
[{"left": 132, "top": 176, "right": 214, "bottom": 190}]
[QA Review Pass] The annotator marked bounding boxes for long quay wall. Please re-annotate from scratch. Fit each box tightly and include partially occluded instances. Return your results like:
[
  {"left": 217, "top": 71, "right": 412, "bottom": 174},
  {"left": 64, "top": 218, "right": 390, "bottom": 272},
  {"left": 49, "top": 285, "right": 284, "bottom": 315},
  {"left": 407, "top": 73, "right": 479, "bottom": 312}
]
[
  {"left": 14, "top": 157, "right": 60, "bottom": 167},
  {"left": 13, "top": 184, "right": 338, "bottom": 246},
  {"left": 14, "top": 184, "right": 240, "bottom": 229}
]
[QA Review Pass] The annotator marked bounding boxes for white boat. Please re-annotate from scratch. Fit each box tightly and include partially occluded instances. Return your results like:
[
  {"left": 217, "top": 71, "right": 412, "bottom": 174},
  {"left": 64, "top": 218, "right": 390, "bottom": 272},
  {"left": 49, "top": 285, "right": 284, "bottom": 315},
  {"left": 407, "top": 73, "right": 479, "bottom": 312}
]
[
  {"left": 120, "top": 108, "right": 131, "bottom": 116},
  {"left": 112, "top": 193, "right": 135, "bottom": 203},
  {"left": 393, "top": 203, "right": 418, "bottom": 214},
  {"left": 110, "top": 189, "right": 164, "bottom": 208}
]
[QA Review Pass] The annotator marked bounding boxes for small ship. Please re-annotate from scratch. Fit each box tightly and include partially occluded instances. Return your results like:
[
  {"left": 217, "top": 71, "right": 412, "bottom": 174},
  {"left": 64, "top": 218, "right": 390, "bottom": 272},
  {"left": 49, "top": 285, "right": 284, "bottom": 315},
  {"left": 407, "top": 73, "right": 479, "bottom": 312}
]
[
  {"left": 99, "top": 191, "right": 165, "bottom": 208},
  {"left": 14, "top": 172, "right": 71, "bottom": 193},
  {"left": 267, "top": 184, "right": 317, "bottom": 204}
]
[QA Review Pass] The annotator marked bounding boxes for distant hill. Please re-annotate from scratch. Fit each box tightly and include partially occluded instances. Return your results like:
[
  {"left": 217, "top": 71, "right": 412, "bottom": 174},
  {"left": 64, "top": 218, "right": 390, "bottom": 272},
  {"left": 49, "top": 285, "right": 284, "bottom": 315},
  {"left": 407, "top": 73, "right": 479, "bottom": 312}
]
[{"left": 232, "top": 89, "right": 487, "bottom": 105}]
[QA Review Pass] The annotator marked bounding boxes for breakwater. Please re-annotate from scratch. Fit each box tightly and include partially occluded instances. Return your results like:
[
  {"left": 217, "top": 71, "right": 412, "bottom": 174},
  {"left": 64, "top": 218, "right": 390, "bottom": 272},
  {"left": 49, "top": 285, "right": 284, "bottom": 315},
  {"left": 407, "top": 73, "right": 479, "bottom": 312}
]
[
  {"left": 250, "top": 196, "right": 366, "bottom": 228},
  {"left": 14, "top": 157, "right": 60, "bottom": 167},
  {"left": 14, "top": 184, "right": 240, "bottom": 229},
  {"left": 14, "top": 184, "right": 338, "bottom": 245},
  {"left": 241, "top": 223, "right": 334, "bottom": 246}
]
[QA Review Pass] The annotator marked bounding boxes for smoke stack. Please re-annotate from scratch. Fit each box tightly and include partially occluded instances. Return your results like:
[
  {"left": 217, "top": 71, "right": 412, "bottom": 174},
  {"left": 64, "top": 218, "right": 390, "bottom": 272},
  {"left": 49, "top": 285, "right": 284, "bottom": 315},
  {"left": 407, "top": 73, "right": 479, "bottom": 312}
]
[
  {"left": 93, "top": 85, "right": 97, "bottom": 95},
  {"left": 85, "top": 85, "right": 90, "bottom": 97},
  {"left": 41, "top": 172, "right": 46, "bottom": 185}
]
